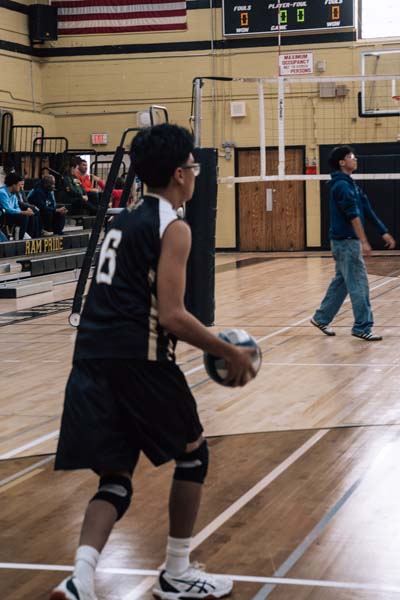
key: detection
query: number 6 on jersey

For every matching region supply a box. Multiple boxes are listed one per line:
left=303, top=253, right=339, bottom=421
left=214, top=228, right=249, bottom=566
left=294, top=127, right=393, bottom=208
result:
left=96, top=229, right=122, bottom=285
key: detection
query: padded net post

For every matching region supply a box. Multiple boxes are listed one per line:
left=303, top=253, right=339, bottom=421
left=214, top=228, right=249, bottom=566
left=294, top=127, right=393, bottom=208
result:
left=185, top=148, right=218, bottom=326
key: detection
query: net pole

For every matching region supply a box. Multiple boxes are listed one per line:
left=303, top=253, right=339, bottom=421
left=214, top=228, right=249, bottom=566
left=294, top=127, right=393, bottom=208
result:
left=193, top=78, right=203, bottom=147
left=278, top=76, right=285, bottom=178
left=257, top=79, right=266, bottom=178
left=360, top=52, right=366, bottom=115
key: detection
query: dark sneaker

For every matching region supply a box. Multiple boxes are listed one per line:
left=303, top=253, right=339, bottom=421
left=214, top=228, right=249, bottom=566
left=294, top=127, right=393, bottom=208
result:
left=310, top=318, right=335, bottom=336
left=49, top=576, right=97, bottom=600
left=352, top=331, right=382, bottom=341
left=153, top=564, right=233, bottom=599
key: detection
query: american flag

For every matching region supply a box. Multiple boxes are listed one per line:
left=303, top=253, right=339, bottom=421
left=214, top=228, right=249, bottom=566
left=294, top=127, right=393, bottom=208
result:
left=52, top=0, right=187, bottom=35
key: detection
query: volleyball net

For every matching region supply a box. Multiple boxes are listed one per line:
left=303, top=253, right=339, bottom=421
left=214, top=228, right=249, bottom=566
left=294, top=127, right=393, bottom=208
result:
left=192, top=62, right=400, bottom=184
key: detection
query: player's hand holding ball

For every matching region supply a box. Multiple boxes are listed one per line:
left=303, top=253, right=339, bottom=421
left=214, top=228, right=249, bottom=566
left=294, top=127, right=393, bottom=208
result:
left=204, top=329, right=262, bottom=387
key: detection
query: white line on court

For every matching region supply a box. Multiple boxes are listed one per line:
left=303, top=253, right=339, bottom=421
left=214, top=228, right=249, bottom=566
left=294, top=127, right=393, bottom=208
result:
left=0, top=430, right=59, bottom=460
left=0, top=455, right=53, bottom=487
left=264, top=362, right=400, bottom=368
left=1, top=562, right=400, bottom=594
left=122, top=430, right=327, bottom=600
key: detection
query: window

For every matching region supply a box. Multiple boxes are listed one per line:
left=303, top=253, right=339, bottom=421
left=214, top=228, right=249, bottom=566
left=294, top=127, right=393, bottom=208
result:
left=362, top=0, right=400, bottom=38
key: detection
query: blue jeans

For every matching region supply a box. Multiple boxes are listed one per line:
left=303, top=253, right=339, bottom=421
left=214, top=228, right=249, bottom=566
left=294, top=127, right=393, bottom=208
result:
left=313, top=239, right=373, bottom=335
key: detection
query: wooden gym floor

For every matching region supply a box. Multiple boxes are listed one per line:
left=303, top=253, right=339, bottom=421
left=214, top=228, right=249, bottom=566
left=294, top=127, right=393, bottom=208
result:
left=2, top=251, right=400, bottom=599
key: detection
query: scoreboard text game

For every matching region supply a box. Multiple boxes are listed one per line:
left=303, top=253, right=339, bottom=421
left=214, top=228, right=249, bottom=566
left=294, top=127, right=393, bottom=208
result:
left=223, top=0, right=355, bottom=37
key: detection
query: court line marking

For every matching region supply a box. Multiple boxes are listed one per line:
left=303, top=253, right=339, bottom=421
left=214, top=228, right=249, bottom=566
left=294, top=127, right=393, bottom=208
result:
left=122, top=430, right=327, bottom=600
left=0, top=468, right=45, bottom=494
left=0, top=456, right=53, bottom=487
left=252, top=478, right=362, bottom=599
left=252, top=430, right=400, bottom=599
left=0, top=431, right=59, bottom=460
left=263, top=362, right=400, bottom=368
left=0, top=562, right=400, bottom=594
left=1, top=275, right=398, bottom=460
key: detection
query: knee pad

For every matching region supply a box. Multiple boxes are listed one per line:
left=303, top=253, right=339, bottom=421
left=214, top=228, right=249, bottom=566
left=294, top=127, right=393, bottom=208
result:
left=90, top=475, right=133, bottom=521
left=174, top=440, right=209, bottom=484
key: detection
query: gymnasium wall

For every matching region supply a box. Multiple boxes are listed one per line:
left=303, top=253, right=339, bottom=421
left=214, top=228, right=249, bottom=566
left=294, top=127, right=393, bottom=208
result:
left=1, top=0, right=399, bottom=248
left=0, top=1, right=57, bottom=133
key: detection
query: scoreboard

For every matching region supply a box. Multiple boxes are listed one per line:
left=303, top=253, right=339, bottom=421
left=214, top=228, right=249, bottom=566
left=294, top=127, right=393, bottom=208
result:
left=223, top=1, right=355, bottom=37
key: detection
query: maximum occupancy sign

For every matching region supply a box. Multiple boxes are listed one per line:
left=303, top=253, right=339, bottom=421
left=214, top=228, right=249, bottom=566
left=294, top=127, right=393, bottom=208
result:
left=222, top=0, right=355, bottom=36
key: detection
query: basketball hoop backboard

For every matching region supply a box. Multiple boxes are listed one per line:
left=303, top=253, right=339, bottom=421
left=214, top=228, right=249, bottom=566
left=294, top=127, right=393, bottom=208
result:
left=360, top=49, right=400, bottom=117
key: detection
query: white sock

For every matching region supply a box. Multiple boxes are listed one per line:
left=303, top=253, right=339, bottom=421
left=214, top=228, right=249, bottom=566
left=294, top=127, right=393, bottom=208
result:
left=165, top=536, right=191, bottom=576
left=74, top=545, right=100, bottom=592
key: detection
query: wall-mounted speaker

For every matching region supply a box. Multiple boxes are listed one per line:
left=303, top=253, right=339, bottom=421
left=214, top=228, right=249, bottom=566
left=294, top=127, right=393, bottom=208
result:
left=29, top=5, right=58, bottom=43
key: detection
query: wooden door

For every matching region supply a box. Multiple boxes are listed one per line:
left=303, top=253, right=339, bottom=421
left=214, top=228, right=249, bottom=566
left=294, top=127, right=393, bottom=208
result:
left=238, top=148, right=305, bottom=251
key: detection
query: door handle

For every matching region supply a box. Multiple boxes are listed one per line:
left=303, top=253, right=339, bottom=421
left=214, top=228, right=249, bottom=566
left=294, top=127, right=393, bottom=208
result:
left=266, top=189, right=273, bottom=212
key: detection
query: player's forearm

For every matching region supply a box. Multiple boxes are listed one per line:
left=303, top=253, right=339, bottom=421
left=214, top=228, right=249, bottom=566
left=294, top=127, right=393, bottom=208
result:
left=160, top=309, right=237, bottom=360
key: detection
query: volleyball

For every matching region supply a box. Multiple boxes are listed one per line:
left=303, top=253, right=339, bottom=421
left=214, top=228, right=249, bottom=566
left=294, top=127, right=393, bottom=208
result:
left=204, top=328, right=262, bottom=386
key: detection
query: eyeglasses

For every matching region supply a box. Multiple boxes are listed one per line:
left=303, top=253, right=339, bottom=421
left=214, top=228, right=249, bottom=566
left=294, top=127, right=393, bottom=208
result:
left=181, top=163, right=201, bottom=177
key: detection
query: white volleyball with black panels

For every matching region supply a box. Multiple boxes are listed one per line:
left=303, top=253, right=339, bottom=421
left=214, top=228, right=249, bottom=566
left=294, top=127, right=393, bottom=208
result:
left=204, top=328, right=262, bottom=386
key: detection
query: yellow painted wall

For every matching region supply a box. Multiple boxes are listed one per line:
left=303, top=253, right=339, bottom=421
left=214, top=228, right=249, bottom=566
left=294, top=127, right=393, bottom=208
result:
left=1, top=2, right=400, bottom=248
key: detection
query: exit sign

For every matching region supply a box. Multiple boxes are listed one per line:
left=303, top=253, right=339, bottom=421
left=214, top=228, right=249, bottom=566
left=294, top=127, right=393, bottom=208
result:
left=91, top=133, right=108, bottom=145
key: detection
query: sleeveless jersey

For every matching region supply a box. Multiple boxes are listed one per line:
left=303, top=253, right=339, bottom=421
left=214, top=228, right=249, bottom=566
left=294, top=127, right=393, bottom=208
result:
left=74, top=194, right=179, bottom=362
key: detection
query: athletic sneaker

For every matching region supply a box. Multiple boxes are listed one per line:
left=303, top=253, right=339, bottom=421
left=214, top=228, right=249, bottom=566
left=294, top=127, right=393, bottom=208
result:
left=310, top=318, right=335, bottom=336
left=153, top=564, right=233, bottom=599
left=352, top=331, right=382, bottom=341
left=49, top=576, right=97, bottom=600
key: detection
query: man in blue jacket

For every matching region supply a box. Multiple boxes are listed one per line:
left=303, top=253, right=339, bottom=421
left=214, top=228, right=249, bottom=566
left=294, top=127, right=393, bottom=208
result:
left=0, top=172, right=35, bottom=239
left=28, top=174, right=68, bottom=235
left=311, top=145, right=395, bottom=341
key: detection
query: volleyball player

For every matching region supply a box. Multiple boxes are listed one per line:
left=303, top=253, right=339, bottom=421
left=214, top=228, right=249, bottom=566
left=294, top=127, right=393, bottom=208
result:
left=50, top=123, right=256, bottom=600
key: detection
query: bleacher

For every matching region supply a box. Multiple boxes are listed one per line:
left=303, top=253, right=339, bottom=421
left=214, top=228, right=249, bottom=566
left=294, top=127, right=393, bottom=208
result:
left=0, top=116, right=138, bottom=301
left=0, top=116, right=103, bottom=298
left=0, top=225, right=97, bottom=297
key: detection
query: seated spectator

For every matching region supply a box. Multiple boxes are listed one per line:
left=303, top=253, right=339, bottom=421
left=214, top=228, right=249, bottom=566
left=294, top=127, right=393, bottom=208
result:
left=75, top=158, right=101, bottom=208
left=28, top=175, right=68, bottom=235
left=61, top=161, right=98, bottom=215
left=40, top=167, right=50, bottom=177
left=0, top=173, right=36, bottom=240
left=96, top=175, right=128, bottom=208
left=16, top=179, right=42, bottom=238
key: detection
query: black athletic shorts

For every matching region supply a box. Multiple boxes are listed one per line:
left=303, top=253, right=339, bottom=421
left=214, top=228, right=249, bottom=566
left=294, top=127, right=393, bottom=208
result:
left=55, top=358, right=203, bottom=472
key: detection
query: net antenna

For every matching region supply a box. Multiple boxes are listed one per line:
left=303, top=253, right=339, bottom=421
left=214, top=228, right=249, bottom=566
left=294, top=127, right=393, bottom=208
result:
left=192, top=76, right=234, bottom=147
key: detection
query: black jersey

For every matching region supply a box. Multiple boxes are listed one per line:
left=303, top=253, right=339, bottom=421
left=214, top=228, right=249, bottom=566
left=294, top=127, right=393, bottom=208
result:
left=74, top=194, right=179, bottom=362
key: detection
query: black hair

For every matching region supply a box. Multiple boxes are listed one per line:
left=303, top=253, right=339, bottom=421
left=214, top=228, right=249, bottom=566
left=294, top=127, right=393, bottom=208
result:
left=77, top=157, right=87, bottom=165
left=328, top=145, right=356, bottom=170
left=5, top=172, right=24, bottom=186
left=42, top=174, right=55, bottom=186
left=130, top=123, right=194, bottom=188
left=67, top=156, right=80, bottom=169
left=114, top=176, right=124, bottom=189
